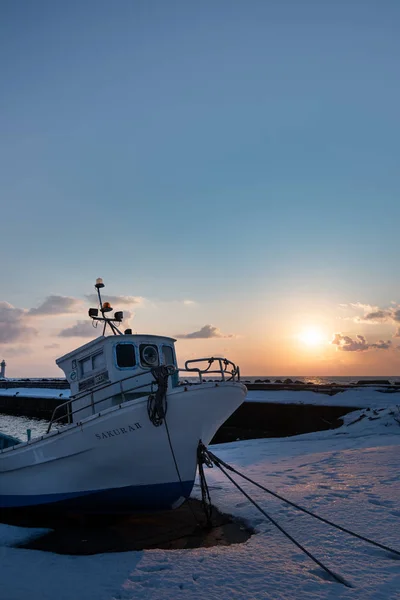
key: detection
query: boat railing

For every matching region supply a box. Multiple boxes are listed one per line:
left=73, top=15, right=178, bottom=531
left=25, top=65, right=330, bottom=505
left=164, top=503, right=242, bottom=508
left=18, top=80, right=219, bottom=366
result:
left=179, top=357, right=240, bottom=383
left=46, top=357, right=240, bottom=434
left=46, top=369, right=156, bottom=433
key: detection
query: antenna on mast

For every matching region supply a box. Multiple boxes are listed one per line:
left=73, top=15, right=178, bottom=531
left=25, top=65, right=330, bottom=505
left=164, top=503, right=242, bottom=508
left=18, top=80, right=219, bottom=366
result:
left=88, top=278, right=124, bottom=336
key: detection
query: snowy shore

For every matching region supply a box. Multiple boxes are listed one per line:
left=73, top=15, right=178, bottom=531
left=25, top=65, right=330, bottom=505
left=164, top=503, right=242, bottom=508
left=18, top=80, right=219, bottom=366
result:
left=1, top=383, right=399, bottom=407
left=1, top=401, right=399, bottom=600
left=246, top=386, right=400, bottom=408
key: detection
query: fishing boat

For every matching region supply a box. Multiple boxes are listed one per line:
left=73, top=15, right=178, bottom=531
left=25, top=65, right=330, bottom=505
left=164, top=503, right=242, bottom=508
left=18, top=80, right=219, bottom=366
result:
left=0, top=279, right=246, bottom=516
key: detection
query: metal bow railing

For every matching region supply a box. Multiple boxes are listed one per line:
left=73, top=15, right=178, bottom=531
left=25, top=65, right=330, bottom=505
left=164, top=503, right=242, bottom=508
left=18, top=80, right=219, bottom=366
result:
left=46, top=357, right=240, bottom=433
left=179, top=357, right=240, bottom=383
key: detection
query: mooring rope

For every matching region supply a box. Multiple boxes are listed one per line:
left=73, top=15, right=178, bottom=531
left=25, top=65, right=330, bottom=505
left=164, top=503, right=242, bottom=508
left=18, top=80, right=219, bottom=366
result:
left=197, top=442, right=214, bottom=527
left=204, top=446, right=400, bottom=559
left=148, top=367, right=203, bottom=527
left=164, top=417, right=203, bottom=528
left=197, top=443, right=350, bottom=587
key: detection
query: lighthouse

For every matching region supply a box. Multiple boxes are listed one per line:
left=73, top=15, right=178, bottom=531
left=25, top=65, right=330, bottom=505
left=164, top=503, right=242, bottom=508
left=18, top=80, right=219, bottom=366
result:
left=0, top=360, right=6, bottom=379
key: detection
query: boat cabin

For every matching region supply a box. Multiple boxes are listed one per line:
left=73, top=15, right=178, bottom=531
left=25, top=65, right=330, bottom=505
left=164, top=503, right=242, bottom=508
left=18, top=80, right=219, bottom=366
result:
left=56, top=334, right=178, bottom=422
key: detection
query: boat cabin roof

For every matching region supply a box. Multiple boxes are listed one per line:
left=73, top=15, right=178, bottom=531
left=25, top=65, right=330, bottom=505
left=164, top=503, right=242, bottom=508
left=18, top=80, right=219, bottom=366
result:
left=56, top=334, right=178, bottom=392
left=56, top=334, right=177, bottom=365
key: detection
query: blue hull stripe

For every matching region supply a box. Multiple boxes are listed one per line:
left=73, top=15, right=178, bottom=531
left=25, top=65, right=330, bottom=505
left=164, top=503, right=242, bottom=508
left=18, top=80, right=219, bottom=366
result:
left=0, top=480, right=195, bottom=512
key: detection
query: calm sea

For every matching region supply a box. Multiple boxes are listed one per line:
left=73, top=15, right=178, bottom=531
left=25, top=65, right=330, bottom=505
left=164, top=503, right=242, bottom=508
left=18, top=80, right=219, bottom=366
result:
left=0, top=414, right=49, bottom=441
left=241, top=375, right=400, bottom=384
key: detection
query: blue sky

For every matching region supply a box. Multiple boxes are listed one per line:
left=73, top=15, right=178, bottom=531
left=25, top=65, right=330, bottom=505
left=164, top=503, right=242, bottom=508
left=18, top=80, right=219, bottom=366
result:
left=1, top=0, right=400, bottom=376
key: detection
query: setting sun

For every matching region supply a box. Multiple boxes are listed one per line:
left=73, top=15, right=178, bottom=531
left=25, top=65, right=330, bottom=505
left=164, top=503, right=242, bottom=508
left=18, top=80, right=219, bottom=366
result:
left=298, top=328, right=325, bottom=347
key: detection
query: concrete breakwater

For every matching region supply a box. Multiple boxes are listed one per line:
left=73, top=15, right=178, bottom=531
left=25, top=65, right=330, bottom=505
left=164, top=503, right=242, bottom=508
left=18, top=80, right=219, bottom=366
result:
left=0, top=378, right=70, bottom=420
left=2, top=377, right=393, bottom=440
left=211, top=401, right=357, bottom=443
left=0, top=389, right=359, bottom=441
left=0, top=379, right=69, bottom=390
left=0, top=393, right=69, bottom=420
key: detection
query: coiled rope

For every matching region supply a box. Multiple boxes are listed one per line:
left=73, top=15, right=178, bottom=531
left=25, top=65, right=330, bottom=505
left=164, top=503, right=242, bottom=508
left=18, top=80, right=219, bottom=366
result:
left=147, top=365, right=172, bottom=426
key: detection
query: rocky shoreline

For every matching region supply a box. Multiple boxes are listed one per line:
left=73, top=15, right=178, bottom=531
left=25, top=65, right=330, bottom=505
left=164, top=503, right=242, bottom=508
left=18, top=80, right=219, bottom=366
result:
left=243, top=379, right=400, bottom=394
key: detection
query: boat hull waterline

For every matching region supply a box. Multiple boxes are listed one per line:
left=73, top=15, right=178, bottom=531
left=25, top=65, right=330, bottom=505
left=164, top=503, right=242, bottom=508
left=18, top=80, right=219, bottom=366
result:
left=0, top=382, right=246, bottom=514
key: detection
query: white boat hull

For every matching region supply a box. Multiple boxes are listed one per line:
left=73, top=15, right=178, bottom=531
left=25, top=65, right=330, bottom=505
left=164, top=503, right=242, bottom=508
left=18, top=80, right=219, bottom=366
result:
left=0, top=382, right=246, bottom=514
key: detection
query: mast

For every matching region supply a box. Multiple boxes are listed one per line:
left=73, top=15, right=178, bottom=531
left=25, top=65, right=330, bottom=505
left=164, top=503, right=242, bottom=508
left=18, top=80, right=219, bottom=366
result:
left=88, top=278, right=125, bottom=336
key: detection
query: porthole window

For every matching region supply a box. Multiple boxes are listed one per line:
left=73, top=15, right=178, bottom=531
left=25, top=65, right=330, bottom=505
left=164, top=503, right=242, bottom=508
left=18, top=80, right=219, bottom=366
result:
left=116, top=344, right=136, bottom=368
left=140, top=344, right=159, bottom=367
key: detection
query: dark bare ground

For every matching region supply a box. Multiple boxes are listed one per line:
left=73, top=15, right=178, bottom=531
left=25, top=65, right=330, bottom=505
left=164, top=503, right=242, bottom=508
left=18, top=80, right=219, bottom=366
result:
left=13, top=499, right=253, bottom=555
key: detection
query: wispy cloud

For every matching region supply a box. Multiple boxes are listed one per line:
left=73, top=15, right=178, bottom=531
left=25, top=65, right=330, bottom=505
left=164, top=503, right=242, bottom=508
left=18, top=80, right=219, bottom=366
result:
left=331, top=333, right=392, bottom=352
left=176, top=324, right=234, bottom=339
left=58, top=320, right=97, bottom=338
left=356, top=309, right=389, bottom=323
left=0, top=302, right=37, bottom=344
left=343, top=302, right=400, bottom=332
left=370, top=340, right=393, bottom=349
left=86, top=294, right=144, bottom=307
left=1, top=345, right=33, bottom=357
left=29, top=295, right=83, bottom=316
left=348, top=302, right=376, bottom=312
left=392, top=308, right=400, bottom=323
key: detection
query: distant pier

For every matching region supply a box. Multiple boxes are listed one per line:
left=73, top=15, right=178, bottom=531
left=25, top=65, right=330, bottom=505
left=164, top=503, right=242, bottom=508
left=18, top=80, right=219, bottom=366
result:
left=0, top=377, right=398, bottom=439
left=0, top=378, right=70, bottom=420
left=0, top=378, right=69, bottom=390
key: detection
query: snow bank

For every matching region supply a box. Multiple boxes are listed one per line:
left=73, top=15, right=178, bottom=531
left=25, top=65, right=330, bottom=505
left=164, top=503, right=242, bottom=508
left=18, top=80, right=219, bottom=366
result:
left=0, top=388, right=70, bottom=399
left=0, top=401, right=399, bottom=599
left=1, top=384, right=397, bottom=409
left=246, top=386, right=400, bottom=408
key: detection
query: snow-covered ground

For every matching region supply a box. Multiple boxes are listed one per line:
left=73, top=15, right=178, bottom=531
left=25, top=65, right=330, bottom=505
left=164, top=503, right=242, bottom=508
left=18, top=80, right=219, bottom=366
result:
left=1, top=384, right=399, bottom=408
left=0, top=388, right=69, bottom=399
left=246, top=387, right=400, bottom=408
left=1, top=403, right=399, bottom=599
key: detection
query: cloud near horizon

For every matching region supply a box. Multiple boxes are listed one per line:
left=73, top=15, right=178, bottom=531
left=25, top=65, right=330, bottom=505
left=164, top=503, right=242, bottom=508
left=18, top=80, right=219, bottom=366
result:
left=176, top=324, right=234, bottom=339
left=1, top=345, right=34, bottom=357
left=29, top=295, right=83, bottom=316
left=331, top=333, right=392, bottom=352
left=0, top=302, right=37, bottom=344
left=346, top=302, right=400, bottom=327
left=58, top=320, right=97, bottom=338
left=357, top=310, right=388, bottom=323
left=86, top=294, right=144, bottom=307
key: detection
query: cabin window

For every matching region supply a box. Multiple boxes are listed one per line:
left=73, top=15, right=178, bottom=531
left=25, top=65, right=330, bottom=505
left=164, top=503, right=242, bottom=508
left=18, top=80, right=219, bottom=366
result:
left=79, top=351, right=105, bottom=377
left=140, top=344, right=159, bottom=367
left=80, top=357, right=92, bottom=376
left=116, top=343, right=136, bottom=368
left=162, top=345, right=175, bottom=366
left=92, top=352, right=105, bottom=370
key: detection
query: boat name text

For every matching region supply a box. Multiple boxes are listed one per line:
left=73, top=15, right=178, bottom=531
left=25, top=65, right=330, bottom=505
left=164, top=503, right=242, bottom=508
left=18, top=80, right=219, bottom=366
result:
left=95, top=423, right=142, bottom=440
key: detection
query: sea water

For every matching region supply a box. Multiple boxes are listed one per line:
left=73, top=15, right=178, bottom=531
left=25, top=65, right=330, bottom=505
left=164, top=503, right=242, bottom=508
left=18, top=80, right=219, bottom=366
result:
left=0, top=414, right=50, bottom=441
left=240, top=375, right=400, bottom=384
